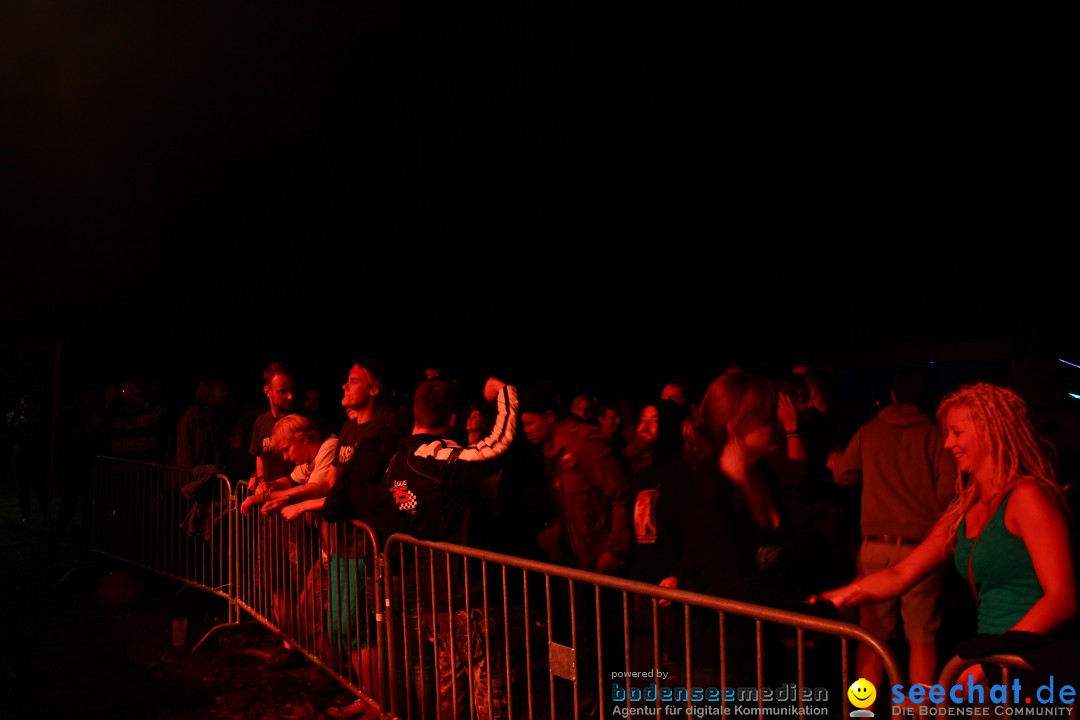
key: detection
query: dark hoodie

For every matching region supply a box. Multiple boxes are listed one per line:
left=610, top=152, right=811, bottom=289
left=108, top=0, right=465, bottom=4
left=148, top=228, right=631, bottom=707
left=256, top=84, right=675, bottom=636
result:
left=833, top=403, right=957, bottom=540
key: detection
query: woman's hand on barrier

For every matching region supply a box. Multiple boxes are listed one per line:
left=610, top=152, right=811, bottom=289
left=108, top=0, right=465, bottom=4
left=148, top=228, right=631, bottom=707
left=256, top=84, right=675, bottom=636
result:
left=657, top=576, right=678, bottom=607
left=808, top=583, right=858, bottom=609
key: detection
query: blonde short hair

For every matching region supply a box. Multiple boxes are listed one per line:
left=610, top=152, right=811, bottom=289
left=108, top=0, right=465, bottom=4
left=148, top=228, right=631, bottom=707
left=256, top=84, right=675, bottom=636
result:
left=270, top=414, right=319, bottom=452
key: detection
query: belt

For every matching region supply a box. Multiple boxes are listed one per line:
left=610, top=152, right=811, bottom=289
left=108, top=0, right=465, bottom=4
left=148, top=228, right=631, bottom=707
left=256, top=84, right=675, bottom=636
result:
left=863, top=534, right=920, bottom=546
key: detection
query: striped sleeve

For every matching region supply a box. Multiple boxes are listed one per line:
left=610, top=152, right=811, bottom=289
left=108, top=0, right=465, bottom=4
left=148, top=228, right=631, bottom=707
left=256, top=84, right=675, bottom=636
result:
left=416, top=384, right=518, bottom=463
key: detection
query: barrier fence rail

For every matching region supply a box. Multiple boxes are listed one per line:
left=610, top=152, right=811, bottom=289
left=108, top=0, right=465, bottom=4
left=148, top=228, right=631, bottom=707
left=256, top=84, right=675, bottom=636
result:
left=234, top=481, right=388, bottom=714
left=938, top=654, right=1077, bottom=716
left=382, top=533, right=905, bottom=720
left=89, top=457, right=908, bottom=719
left=89, top=456, right=238, bottom=645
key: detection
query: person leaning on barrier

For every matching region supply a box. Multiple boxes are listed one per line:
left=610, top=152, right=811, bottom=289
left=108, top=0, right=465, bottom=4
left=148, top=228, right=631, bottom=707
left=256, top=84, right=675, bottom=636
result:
left=278, top=358, right=405, bottom=720
left=239, top=414, right=338, bottom=516
left=813, top=381, right=1077, bottom=690
left=241, top=413, right=341, bottom=667
left=243, top=362, right=305, bottom=671
left=247, top=362, right=296, bottom=496
left=243, top=369, right=311, bottom=673
left=378, top=375, right=518, bottom=720
left=284, top=358, right=403, bottom=530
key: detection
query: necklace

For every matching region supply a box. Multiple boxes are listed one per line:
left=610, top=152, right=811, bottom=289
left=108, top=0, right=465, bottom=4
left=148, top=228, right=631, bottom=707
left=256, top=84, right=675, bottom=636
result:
left=978, top=484, right=1012, bottom=506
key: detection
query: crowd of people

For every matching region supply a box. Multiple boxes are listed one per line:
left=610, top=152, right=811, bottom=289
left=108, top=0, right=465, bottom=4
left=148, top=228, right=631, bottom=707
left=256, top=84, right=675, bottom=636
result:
left=5, top=354, right=1080, bottom=716
left=232, top=357, right=1079, bottom=716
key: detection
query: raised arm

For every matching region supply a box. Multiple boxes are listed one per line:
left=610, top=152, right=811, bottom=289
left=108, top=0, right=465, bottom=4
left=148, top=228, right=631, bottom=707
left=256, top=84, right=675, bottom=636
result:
left=422, top=379, right=518, bottom=465
left=777, top=392, right=806, bottom=462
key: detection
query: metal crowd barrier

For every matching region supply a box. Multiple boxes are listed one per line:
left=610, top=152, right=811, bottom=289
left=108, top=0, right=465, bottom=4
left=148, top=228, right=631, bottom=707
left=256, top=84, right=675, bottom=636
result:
left=88, top=457, right=238, bottom=645
left=89, top=457, right=906, bottom=720
left=382, top=534, right=904, bottom=719
left=938, top=653, right=1077, bottom=716
left=233, top=482, right=388, bottom=715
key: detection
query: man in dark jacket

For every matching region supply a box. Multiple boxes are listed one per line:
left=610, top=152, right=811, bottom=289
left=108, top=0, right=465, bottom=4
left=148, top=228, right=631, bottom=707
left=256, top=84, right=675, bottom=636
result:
left=375, top=375, right=517, bottom=720
left=520, top=382, right=631, bottom=575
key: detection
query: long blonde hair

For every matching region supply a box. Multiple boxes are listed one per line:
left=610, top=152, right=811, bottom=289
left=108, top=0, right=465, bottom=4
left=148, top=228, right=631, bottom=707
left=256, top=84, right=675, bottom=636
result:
left=936, top=381, right=1066, bottom=543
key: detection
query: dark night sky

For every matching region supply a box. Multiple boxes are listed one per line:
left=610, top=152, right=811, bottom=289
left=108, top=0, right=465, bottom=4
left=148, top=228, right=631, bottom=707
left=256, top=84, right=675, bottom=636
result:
left=2, top=4, right=1076, bottom=401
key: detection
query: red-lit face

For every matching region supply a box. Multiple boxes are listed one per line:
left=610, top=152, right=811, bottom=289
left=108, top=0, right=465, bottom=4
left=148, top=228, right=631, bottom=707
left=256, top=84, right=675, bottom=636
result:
left=945, top=406, right=990, bottom=479
left=210, top=383, right=228, bottom=407
left=636, top=405, right=659, bottom=443
left=598, top=408, right=621, bottom=439
left=661, top=383, right=686, bottom=406
left=736, top=419, right=778, bottom=460
left=466, top=410, right=485, bottom=433
left=570, top=396, right=594, bottom=423
left=281, top=438, right=315, bottom=465
left=522, top=411, right=555, bottom=445
left=342, top=365, right=378, bottom=411
left=264, top=374, right=295, bottom=416
left=746, top=423, right=777, bottom=456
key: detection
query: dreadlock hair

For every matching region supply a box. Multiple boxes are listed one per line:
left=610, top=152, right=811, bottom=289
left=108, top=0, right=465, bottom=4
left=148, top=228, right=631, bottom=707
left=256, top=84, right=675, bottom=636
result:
left=682, top=368, right=777, bottom=469
left=936, top=381, right=1068, bottom=547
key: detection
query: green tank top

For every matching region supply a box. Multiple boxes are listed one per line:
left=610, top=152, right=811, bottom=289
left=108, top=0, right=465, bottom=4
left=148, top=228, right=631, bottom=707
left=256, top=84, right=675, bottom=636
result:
left=953, top=489, right=1043, bottom=634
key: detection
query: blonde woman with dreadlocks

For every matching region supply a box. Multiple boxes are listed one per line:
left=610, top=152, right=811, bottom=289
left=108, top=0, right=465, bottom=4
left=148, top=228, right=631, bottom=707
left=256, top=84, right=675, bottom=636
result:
left=814, top=382, right=1076, bottom=684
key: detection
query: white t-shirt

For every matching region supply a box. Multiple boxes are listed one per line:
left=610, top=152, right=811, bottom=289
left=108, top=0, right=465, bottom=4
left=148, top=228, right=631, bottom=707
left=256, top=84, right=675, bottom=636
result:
left=289, top=436, right=339, bottom=487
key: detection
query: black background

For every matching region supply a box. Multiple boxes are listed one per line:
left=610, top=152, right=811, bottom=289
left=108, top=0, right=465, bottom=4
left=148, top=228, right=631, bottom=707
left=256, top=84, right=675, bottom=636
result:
left=2, top=4, right=1076, bottom=405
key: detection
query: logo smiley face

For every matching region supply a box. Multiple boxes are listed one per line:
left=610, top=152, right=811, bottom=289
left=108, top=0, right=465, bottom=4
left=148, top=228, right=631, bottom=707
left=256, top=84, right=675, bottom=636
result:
left=847, top=678, right=876, bottom=709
